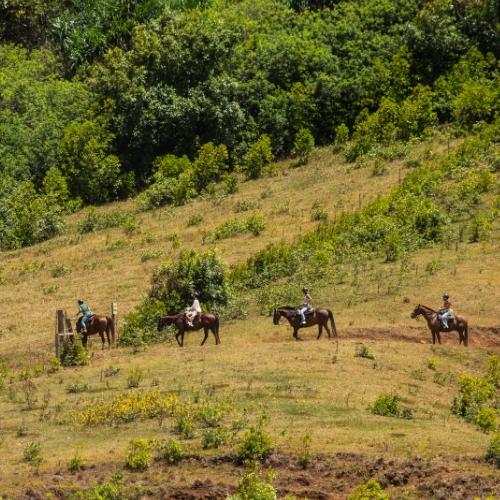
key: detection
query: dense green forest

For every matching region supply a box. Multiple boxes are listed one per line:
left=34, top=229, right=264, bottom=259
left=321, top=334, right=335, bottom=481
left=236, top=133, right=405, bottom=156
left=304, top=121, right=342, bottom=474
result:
left=0, top=0, right=498, bottom=250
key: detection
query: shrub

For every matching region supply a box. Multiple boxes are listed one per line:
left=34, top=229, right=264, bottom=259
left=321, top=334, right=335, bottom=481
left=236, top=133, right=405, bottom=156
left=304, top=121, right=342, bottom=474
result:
left=228, top=470, right=277, bottom=500
left=333, top=123, right=349, bottom=149
left=370, top=394, right=400, bottom=417
left=60, top=341, right=89, bottom=367
left=213, top=219, right=248, bottom=240
left=234, top=200, right=260, bottom=213
left=126, top=439, right=152, bottom=471
left=238, top=418, right=273, bottom=463
left=127, top=368, right=144, bottom=388
left=348, top=479, right=389, bottom=500
left=174, top=408, right=195, bottom=439
left=292, top=128, right=315, bottom=165
left=141, top=249, right=164, bottom=262
left=223, top=173, right=239, bottom=194
left=23, top=442, right=43, bottom=466
left=485, top=355, right=500, bottom=387
left=187, top=214, right=204, bottom=227
left=51, top=264, right=71, bottom=278
left=158, top=439, right=183, bottom=465
left=68, top=454, right=86, bottom=472
left=66, top=382, right=89, bottom=393
left=475, top=407, right=498, bottom=433
left=311, top=207, right=328, bottom=222
left=192, top=142, right=229, bottom=192
left=246, top=214, right=266, bottom=236
left=451, top=374, right=495, bottom=421
left=47, top=357, right=61, bottom=374
left=202, top=427, right=229, bottom=449
left=427, top=358, right=438, bottom=370
left=297, top=433, right=312, bottom=468
left=241, top=134, right=274, bottom=180
left=355, top=344, right=375, bottom=360
left=486, top=433, right=500, bottom=468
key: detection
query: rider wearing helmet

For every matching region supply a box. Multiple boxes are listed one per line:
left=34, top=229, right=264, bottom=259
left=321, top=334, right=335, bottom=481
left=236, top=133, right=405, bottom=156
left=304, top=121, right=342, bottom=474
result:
left=298, top=288, right=313, bottom=325
left=186, top=293, right=202, bottom=327
left=439, top=293, right=453, bottom=329
left=76, top=299, right=94, bottom=333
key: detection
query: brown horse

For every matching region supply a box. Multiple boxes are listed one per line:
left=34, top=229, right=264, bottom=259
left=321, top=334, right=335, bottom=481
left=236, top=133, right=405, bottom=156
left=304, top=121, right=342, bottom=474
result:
left=273, top=307, right=337, bottom=340
left=411, top=304, right=468, bottom=346
left=157, top=312, right=220, bottom=347
left=76, top=315, right=115, bottom=349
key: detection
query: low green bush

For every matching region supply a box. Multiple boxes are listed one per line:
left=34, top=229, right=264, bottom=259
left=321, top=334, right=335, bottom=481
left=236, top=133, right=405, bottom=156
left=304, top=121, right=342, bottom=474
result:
left=486, top=433, right=500, bottom=468
left=66, top=382, right=89, bottom=393
left=238, top=417, right=273, bottom=463
left=451, top=374, right=495, bottom=422
left=23, top=442, right=43, bottom=466
left=68, top=454, right=86, bottom=472
left=228, top=470, right=277, bottom=500
left=485, top=355, right=500, bottom=388
left=202, top=427, right=229, bottom=449
left=126, top=439, right=152, bottom=471
left=370, top=394, right=400, bottom=417
left=158, top=439, right=183, bottom=465
left=60, top=341, right=89, bottom=367
left=355, top=344, right=375, bottom=360
left=127, top=368, right=144, bottom=388
left=475, top=407, right=498, bottom=433
left=348, top=479, right=389, bottom=500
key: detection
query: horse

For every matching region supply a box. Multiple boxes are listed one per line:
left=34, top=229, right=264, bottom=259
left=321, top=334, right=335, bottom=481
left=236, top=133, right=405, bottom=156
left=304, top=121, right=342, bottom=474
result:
left=157, top=312, right=220, bottom=347
left=410, top=304, right=468, bottom=346
left=76, top=315, right=116, bottom=349
left=273, top=306, right=337, bottom=341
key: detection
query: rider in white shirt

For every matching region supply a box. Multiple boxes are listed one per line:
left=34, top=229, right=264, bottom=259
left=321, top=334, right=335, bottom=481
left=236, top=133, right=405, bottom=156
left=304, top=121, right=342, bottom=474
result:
left=186, top=293, right=202, bottom=327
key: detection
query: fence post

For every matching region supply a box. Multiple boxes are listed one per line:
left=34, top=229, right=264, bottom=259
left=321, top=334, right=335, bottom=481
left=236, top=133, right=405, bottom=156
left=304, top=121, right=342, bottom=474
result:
left=55, top=309, right=65, bottom=359
left=111, top=302, right=118, bottom=339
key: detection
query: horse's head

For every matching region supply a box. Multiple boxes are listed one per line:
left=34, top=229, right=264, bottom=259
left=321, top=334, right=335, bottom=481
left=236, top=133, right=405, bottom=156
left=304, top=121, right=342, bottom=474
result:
left=410, top=305, right=422, bottom=319
left=272, top=308, right=280, bottom=325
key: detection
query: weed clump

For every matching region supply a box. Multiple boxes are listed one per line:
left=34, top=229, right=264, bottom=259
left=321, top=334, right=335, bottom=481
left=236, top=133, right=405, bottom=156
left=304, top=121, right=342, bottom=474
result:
left=475, top=407, right=498, bottom=433
left=485, top=355, right=500, bottom=387
left=297, top=433, right=312, bottom=469
left=355, top=344, right=375, bottom=360
left=66, top=382, right=89, bottom=393
left=348, top=479, right=389, bottom=500
left=23, top=442, right=43, bottom=466
left=486, top=433, right=500, bottom=468
left=60, top=341, right=89, bottom=367
left=126, top=439, right=152, bottom=471
left=158, top=439, right=183, bottom=465
left=228, top=470, right=277, bottom=500
left=451, top=374, right=495, bottom=422
left=370, top=393, right=412, bottom=419
left=127, top=367, right=144, bottom=388
left=202, top=427, right=229, bottom=449
left=68, top=454, right=86, bottom=472
left=238, top=416, right=273, bottom=463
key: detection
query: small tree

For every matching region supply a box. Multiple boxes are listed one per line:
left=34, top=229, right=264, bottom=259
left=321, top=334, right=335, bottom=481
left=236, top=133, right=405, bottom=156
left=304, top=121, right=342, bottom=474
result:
left=292, top=128, right=315, bottom=165
left=241, top=135, right=274, bottom=180
left=192, top=142, right=229, bottom=192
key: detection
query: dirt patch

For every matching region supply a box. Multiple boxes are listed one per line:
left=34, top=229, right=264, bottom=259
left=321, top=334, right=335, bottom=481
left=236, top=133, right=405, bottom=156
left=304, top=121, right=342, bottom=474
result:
left=23, top=452, right=499, bottom=499
left=340, top=325, right=500, bottom=349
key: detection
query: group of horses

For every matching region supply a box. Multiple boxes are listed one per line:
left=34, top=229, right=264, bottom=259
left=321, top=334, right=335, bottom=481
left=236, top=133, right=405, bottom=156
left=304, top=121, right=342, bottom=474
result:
left=77, top=301, right=469, bottom=349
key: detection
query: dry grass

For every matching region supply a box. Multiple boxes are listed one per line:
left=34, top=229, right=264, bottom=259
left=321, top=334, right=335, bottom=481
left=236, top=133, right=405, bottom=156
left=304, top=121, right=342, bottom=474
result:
left=0, top=138, right=499, bottom=495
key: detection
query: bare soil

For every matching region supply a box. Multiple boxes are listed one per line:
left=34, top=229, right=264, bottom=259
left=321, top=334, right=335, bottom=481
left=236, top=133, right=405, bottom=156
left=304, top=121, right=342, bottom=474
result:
left=22, top=452, right=499, bottom=499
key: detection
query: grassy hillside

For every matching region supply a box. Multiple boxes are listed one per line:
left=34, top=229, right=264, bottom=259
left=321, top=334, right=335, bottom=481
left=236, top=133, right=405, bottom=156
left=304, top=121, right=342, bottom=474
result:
left=0, top=133, right=499, bottom=497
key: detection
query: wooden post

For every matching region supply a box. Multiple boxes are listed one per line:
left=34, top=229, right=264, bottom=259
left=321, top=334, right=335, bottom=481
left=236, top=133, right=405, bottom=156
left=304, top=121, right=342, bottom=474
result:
left=55, top=309, right=65, bottom=359
left=111, top=302, right=118, bottom=339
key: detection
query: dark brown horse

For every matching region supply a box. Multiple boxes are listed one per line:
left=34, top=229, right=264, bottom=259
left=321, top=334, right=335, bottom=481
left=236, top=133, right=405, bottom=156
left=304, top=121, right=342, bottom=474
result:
left=273, top=307, right=337, bottom=340
left=411, top=304, right=468, bottom=346
left=76, top=315, right=115, bottom=349
left=157, top=312, right=220, bottom=347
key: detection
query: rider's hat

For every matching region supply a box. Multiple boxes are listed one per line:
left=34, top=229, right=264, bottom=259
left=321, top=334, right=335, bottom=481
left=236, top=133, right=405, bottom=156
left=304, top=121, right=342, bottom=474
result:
left=192, top=292, right=199, bottom=298
left=77, top=299, right=84, bottom=304
left=302, top=287, right=309, bottom=293
left=442, top=292, right=449, bottom=299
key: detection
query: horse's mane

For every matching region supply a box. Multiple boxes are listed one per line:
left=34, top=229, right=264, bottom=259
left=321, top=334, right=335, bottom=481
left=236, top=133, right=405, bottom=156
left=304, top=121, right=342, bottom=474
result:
left=420, top=304, right=437, bottom=313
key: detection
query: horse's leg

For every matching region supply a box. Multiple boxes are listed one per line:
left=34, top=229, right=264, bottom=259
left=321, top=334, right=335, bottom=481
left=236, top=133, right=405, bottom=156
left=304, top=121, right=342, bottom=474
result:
left=317, top=323, right=322, bottom=340
left=82, top=334, right=88, bottom=349
left=201, top=327, right=209, bottom=346
left=105, top=325, right=111, bottom=348
left=99, top=331, right=105, bottom=350
left=432, top=330, right=436, bottom=344
left=175, top=330, right=182, bottom=347
left=293, top=327, right=299, bottom=340
left=323, top=318, right=331, bottom=339
left=436, top=331, right=442, bottom=344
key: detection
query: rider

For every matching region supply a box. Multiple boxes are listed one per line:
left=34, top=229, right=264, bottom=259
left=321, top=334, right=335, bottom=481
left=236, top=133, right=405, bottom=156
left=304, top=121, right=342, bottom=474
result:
left=185, top=293, right=202, bottom=327
left=76, top=299, right=94, bottom=333
left=439, top=293, right=453, bottom=329
left=298, top=288, right=313, bottom=325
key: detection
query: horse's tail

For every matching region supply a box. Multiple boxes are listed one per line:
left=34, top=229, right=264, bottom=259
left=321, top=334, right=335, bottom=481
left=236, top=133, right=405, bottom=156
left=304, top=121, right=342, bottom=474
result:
left=328, top=309, right=338, bottom=337
left=464, top=320, right=468, bottom=347
left=107, top=316, right=116, bottom=344
left=214, top=315, right=220, bottom=335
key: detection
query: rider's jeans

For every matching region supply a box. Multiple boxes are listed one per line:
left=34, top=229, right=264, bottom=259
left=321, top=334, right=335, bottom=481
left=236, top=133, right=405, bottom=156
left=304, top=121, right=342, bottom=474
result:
left=440, top=310, right=452, bottom=327
left=299, top=306, right=309, bottom=322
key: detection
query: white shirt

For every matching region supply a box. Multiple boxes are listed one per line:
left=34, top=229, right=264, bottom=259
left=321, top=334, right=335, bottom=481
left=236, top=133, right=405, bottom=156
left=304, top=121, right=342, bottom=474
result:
left=191, top=299, right=201, bottom=313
